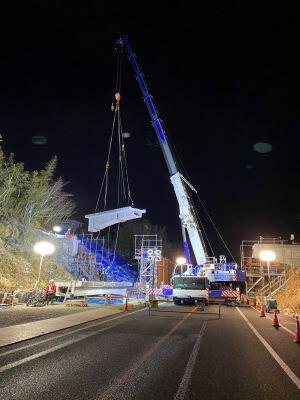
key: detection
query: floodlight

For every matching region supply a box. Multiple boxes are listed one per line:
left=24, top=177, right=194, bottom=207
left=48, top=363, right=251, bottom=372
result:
left=259, top=250, right=276, bottom=262
left=34, top=241, right=55, bottom=256
left=176, top=257, right=186, bottom=266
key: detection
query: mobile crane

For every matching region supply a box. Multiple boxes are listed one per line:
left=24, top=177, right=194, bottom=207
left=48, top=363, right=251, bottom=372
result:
left=116, top=36, right=245, bottom=303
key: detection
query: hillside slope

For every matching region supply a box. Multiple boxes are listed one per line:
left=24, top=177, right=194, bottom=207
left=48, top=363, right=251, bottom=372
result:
left=0, top=239, right=73, bottom=291
left=275, top=269, right=300, bottom=316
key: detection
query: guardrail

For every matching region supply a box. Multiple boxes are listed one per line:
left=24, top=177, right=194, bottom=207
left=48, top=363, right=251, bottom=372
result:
left=245, top=265, right=288, bottom=276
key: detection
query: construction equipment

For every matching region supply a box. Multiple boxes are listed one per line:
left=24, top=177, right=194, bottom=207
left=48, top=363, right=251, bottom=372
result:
left=116, top=35, right=245, bottom=303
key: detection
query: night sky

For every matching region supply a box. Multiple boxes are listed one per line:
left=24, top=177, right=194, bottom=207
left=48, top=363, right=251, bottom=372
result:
left=0, top=2, right=299, bottom=260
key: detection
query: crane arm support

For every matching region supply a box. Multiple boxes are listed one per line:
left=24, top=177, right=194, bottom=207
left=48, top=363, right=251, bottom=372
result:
left=170, top=172, right=207, bottom=264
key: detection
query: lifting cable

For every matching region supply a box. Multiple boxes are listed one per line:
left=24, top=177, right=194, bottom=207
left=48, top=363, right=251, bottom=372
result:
left=167, top=131, right=237, bottom=263
left=94, top=45, right=134, bottom=265
left=94, top=108, right=117, bottom=212
left=114, top=44, right=133, bottom=206
left=195, top=193, right=237, bottom=263
left=117, top=105, right=134, bottom=206
left=189, top=193, right=215, bottom=258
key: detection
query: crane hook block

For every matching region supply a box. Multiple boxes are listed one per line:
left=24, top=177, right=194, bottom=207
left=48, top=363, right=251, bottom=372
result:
left=115, top=92, right=121, bottom=101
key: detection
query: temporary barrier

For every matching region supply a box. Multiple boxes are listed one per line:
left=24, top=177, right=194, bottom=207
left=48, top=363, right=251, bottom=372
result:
left=147, top=302, right=222, bottom=319
left=146, top=289, right=163, bottom=295
left=221, top=290, right=239, bottom=298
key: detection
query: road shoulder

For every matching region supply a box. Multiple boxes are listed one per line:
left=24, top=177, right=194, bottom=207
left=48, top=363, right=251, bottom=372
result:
left=0, top=304, right=125, bottom=347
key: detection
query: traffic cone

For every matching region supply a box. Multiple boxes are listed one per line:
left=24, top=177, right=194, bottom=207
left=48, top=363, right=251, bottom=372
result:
left=124, top=297, right=129, bottom=311
left=260, top=303, right=266, bottom=317
left=294, top=316, right=300, bottom=343
left=272, top=310, right=280, bottom=328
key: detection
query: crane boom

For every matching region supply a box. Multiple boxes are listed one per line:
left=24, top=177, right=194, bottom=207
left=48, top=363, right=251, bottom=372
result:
left=117, top=35, right=207, bottom=265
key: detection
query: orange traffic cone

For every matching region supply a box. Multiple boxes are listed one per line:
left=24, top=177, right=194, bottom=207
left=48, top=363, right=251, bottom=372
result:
left=260, top=303, right=266, bottom=317
left=124, top=297, right=129, bottom=311
left=294, top=316, right=300, bottom=343
left=272, top=310, right=280, bottom=328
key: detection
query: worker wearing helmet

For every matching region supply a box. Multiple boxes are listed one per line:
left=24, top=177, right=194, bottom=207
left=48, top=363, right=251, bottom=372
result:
left=45, top=279, right=57, bottom=305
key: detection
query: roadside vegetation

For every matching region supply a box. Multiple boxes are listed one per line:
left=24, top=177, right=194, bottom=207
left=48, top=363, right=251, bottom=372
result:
left=0, top=147, right=75, bottom=291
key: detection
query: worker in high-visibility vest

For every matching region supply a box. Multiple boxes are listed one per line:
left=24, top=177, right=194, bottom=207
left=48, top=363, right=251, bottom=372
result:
left=45, top=279, right=57, bottom=305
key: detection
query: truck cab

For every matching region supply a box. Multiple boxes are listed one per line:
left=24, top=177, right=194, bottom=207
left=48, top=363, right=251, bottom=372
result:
left=172, top=276, right=207, bottom=305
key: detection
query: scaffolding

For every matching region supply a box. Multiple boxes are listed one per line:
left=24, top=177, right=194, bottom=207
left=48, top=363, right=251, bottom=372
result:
left=134, top=235, right=162, bottom=291
left=240, top=237, right=300, bottom=295
left=61, top=233, right=104, bottom=281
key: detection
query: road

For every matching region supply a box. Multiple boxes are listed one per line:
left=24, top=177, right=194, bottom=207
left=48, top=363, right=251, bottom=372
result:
left=0, top=304, right=299, bottom=400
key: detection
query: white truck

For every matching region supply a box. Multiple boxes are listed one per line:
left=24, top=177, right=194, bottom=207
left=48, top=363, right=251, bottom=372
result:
left=172, top=276, right=207, bottom=305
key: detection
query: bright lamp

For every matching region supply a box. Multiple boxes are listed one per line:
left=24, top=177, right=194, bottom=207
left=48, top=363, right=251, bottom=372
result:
left=259, top=250, right=276, bottom=262
left=176, top=257, right=186, bottom=265
left=34, top=241, right=55, bottom=256
left=33, top=241, right=55, bottom=289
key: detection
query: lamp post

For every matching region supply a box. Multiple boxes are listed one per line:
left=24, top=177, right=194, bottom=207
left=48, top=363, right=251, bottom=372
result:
left=33, top=241, right=55, bottom=289
left=259, top=250, right=276, bottom=296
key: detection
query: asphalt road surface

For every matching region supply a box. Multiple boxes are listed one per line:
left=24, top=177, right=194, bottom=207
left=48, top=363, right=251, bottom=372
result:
left=0, top=304, right=299, bottom=400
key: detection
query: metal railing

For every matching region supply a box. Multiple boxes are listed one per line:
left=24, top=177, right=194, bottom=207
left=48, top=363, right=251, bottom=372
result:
left=247, top=266, right=298, bottom=296
left=245, top=264, right=289, bottom=277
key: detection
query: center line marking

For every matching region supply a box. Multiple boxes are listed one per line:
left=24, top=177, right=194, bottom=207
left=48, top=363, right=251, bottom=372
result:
left=174, top=319, right=207, bottom=400
left=236, top=307, right=300, bottom=390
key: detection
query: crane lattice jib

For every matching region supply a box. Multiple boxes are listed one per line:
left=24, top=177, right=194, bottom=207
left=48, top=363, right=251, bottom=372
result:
left=117, top=35, right=207, bottom=265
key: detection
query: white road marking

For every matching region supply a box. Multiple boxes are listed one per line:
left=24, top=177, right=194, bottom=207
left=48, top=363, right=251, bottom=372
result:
left=237, top=307, right=300, bottom=390
left=250, top=306, right=294, bottom=335
left=174, top=320, right=207, bottom=400
left=0, top=308, right=145, bottom=371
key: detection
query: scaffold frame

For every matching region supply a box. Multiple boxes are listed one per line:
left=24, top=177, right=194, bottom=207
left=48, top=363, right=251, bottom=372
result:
left=134, top=234, right=163, bottom=291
